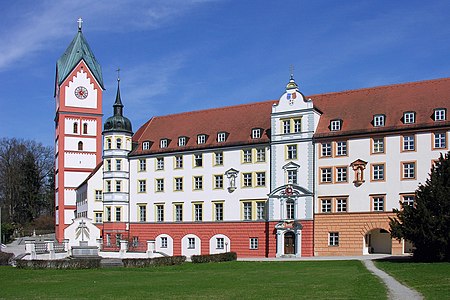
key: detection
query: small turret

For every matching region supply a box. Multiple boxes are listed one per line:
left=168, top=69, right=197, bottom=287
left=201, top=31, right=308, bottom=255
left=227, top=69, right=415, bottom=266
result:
left=103, top=77, right=133, bottom=134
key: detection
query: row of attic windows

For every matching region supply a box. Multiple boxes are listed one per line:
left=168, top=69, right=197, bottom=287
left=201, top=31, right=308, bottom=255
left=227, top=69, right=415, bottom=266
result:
left=142, top=128, right=264, bottom=150
left=330, top=108, right=447, bottom=131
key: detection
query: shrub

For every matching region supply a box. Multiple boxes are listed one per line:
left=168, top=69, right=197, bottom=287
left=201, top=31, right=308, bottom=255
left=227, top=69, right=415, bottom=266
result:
left=0, top=251, right=14, bottom=266
left=16, top=258, right=101, bottom=269
left=123, top=256, right=186, bottom=268
left=191, top=252, right=237, bottom=263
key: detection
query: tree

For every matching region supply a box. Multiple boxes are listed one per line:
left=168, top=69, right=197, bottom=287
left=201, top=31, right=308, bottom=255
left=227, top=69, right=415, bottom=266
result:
left=390, top=151, right=450, bottom=261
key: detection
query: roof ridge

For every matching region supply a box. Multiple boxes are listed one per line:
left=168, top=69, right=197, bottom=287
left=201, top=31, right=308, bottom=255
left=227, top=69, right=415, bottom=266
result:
left=154, top=99, right=277, bottom=120
left=308, top=77, right=450, bottom=98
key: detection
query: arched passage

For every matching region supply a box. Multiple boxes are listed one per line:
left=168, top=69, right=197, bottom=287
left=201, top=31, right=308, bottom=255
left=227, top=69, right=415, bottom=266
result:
left=364, top=228, right=391, bottom=254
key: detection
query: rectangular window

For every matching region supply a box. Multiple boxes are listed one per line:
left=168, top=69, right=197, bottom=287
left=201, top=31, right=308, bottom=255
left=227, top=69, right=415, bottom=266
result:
left=243, top=173, right=252, bottom=187
left=194, top=203, right=203, bottom=221
left=320, top=168, right=332, bottom=183
left=116, top=159, right=122, bottom=171
left=142, top=141, right=150, bottom=150
left=188, top=237, right=195, bottom=249
left=139, top=205, right=146, bottom=222
left=214, top=152, right=224, bottom=165
left=105, top=159, right=111, bottom=171
left=95, top=212, right=103, bottom=223
left=132, top=236, right=139, bottom=248
left=283, top=120, right=291, bottom=134
left=373, top=196, right=385, bottom=211
left=115, top=207, right=121, bottom=221
left=256, top=202, right=265, bottom=220
left=402, top=195, right=415, bottom=206
left=160, top=139, right=168, bottom=148
left=105, top=207, right=111, bottom=222
left=156, top=178, right=164, bottom=192
left=215, top=203, right=223, bottom=221
left=175, top=204, right=183, bottom=222
left=256, top=148, right=266, bottom=162
left=404, top=112, right=415, bottom=124
left=321, top=142, right=332, bottom=157
left=402, top=162, right=416, bottom=179
left=287, top=169, right=297, bottom=184
left=139, top=159, right=146, bottom=171
left=115, top=180, right=121, bottom=192
left=402, top=135, right=415, bottom=151
left=433, top=132, right=447, bottom=149
left=156, top=204, right=164, bottom=222
left=95, top=190, right=102, bottom=201
left=330, top=120, right=341, bottom=131
left=243, top=149, right=252, bottom=163
left=214, top=175, right=224, bottom=189
left=336, top=141, right=347, bottom=156
left=156, top=157, right=164, bottom=170
left=243, top=202, right=252, bottom=220
left=287, top=144, right=297, bottom=160
left=293, top=119, right=301, bottom=133
left=217, top=132, right=226, bottom=142
left=256, top=172, right=266, bottom=187
left=321, top=199, right=332, bottom=213
left=286, top=201, right=295, bottom=219
left=335, top=167, right=348, bottom=183
left=106, top=180, right=111, bottom=192
left=175, top=155, right=183, bottom=169
left=138, top=180, right=146, bottom=193
left=372, top=164, right=385, bottom=181
left=336, top=198, right=347, bottom=212
left=252, top=128, right=261, bottom=139
left=194, top=154, right=203, bottom=167
left=161, top=237, right=168, bottom=248
left=434, top=108, right=446, bottom=121
left=194, top=176, right=203, bottom=190
left=374, top=115, right=385, bottom=127
left=250, top=238, right=258, bottom=250
left=216, top=237, right=225, bottom=249
left=372, top=137, right=385, bottom=154
left=174, top=177, right=183, bottom=191
left=178, top=137, right=186, bottom=147
left=329, top=232, right=339, bottom=246
left=197, top=134, right=206, bottom=144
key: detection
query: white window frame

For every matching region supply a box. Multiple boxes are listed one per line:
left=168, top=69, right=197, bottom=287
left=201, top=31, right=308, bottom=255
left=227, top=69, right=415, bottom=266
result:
left=216, top=237, right=225, bottom=250
left=161, top=237, right=168, bottom=248
left=156, top=178, right=164, bottom=192
left=243, top=149, right=252, bottom=163
left=188, top=237, right=196, bottom=249
left=250, top=238, right=258, bottom=250
left=330, top=120, right=341, bottom=131
left=194, top=154, right=203, bottom=167
left=336, top=198, right=347, bottom=212
left=194, top=203, right=203, bottom=221
left=214, top=175, right=224, bottom=189
left=374, top=115, right=385, bottom=127
left=175, top=155, right=183, bottom=169
left=217, top=132, right=226, bottom=142
left=156, top=157, right=164, bottom=170
left=175, top=204, right=183, bottom=222
left=178, top=136, right=186, bottom=147
left=321, top=168, right=332, bottom=183
left=142, top=141, right=150, bottom=150
left=321, top=142, right=332, bottom=157
left=243, top=173, right=252, bottom=187
left=252, top=128, right=261, bottom=139
left=287, top=144, right=297, bottom=160
left=402, top=162, right=415, bottom=179
left=321, top=199, right=332, bottom=213
left=434, top=108, right=446, bottom=121
left=215, top=203, right=223, bottom=221
left=256, top=172, right=266, bottom=187
left=160, top=139, right=168, bottom=148
left=175, top=177, right=183, bottom=191
left=403, top=135, right=415, bottom=151
left=197, top=134, right=206, bottom=144
left=403, top=112, right=415, bottom=124
left=434, top=132, right=447, bottom=149
left=372, top=164, right=385, bottom=181
left=329, top=232, right=339, bottom=246
left=336, top=141, right=347, bottom=156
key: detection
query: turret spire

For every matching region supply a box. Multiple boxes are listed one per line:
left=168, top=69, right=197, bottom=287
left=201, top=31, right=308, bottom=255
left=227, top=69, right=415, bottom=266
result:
left=114, top=69, right=124, bottom=116
left=286, top=65, right=299, bottom=91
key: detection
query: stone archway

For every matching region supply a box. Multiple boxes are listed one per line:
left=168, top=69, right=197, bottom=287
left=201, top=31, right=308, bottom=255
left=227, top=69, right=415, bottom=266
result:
left=364, top=228, right=391, bottom=254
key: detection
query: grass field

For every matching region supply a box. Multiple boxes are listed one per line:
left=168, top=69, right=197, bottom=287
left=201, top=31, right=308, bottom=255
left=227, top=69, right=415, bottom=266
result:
left=375, top=260, right=450, bottom=300
left=0, top=261, right=387, bottom=299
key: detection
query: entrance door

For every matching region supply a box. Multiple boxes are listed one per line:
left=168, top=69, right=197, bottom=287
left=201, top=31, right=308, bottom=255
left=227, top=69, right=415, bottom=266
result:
left=284, top=232, right=295, bottom=254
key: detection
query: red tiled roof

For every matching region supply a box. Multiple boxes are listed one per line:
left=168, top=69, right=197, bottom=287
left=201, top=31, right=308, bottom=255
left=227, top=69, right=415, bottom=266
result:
left=313, top=77, right=450, bottom=138
left=130, top=100, right=277, bottom=156
left=131, top=77, right=450, bottom=155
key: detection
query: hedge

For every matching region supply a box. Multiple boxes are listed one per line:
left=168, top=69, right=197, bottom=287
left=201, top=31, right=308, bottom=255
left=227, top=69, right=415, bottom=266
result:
left=191, top=252, right=237, bottom=263
left=123, top=256, right=186, bottom=268
left=0, top=251, right=14, bottom=266
left=16, top=258, right=101, bottom=269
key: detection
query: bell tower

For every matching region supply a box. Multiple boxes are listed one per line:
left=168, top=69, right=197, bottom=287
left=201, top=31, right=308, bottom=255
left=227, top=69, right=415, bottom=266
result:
left=54, top=18, right=104, bottom=241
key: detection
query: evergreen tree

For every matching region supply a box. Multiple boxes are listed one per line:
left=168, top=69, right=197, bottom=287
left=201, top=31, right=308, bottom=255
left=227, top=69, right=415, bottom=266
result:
left=390, top=151, right=450, bottom=261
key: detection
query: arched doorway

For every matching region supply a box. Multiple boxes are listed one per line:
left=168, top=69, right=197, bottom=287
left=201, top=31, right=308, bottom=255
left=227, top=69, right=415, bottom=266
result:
left=364, top=228, right=391, bottom=254
left=284, top=232, right=295, bottom=254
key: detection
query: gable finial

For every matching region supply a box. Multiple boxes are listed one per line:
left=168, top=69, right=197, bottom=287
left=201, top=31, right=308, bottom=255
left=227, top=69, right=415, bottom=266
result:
left=289, top=64, right=295, bottom=80
left=77, top=17, right=83, bottom=32
left=116, top=67, right=121, bottom=83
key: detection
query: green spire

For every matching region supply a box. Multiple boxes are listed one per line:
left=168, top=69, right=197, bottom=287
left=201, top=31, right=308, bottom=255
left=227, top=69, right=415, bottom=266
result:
left=56, top=18, right=104, bottom=89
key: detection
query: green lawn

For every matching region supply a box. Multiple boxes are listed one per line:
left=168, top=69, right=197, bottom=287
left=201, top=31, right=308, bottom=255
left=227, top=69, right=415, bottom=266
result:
left=375, top=260, right=450, bottom=300
left=0, top=261, right=387, bottom=299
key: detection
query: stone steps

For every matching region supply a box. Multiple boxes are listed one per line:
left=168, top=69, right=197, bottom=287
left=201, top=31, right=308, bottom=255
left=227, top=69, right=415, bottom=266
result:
left=100, top=258, right=124, bottom=268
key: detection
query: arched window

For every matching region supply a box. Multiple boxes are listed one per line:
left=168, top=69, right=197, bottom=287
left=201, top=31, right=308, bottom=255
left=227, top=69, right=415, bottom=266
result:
left=116, top=138, right=122, bottom=149
left=73, top=122, right=78, bottom=134
left=78, top=141, right=83, bottom=151
left=83, top=123, right=88, bottom=134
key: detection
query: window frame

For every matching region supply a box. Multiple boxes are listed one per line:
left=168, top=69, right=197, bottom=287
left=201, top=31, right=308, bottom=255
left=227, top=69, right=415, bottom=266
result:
left=373, top=114, right=385, bottom=127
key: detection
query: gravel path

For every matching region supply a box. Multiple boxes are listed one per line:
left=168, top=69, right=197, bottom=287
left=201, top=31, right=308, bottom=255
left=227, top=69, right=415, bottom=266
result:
left=363, top=260, right=423, bottom=300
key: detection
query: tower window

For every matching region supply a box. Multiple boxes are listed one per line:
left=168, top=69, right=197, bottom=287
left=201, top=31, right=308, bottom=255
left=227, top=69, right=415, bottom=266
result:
left=73, top=122, right=78, bottom=134
left=78, top=141, right=83, bottom=151
left=83, top=123, right=88, bottom=134
left=116, top=138, right=122, bottom=149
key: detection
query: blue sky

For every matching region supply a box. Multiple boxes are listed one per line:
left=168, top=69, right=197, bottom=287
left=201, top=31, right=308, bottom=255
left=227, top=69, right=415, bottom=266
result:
left=1, top=0, right=450, bottom=147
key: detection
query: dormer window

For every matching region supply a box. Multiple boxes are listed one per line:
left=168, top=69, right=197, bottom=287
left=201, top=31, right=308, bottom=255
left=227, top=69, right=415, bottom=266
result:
left=142, top=141, right=150, bottom=150
left=160, top=139, right=168, bottom=148
left=403, top=112, right=415, bottom=124
left=373, top=114, right=385, bottom=127
left=434, top=108, right=446, bottom=121
left=217, top=132, right=226, bottom=142
left=252, top=128, right=262, bottom=139
left=178, top=136, right=186, bottom=147
left=197, top=134, right=206, bottom=144
left=330, top=119, right=342, bottom=131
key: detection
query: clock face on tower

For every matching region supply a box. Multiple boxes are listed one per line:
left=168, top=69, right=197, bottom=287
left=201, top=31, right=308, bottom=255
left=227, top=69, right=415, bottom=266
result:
left=74, top=86, right=88, bottom=99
